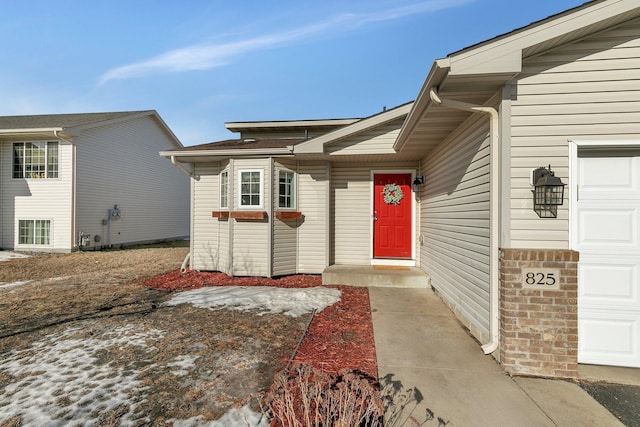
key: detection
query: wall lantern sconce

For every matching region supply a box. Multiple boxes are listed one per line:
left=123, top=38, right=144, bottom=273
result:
left=531, top=165, right=565, bottom=218
left=412, top=175, right=425, bottom=192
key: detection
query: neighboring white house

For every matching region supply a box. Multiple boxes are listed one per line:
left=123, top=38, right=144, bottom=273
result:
left=0, top=110, right=189, bottom=252
left=164, top=0, right=640, bottom=378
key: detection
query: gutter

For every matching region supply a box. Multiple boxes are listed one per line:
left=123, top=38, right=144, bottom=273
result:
left=169, top=156, right=198, bottom=180
left=53, top=130, right=73, bottom=144
left=0, top=127, right=64, bottom=135
left=429, top=88, right=500, bottom=355
left=160, top=147, right=293, bottom=158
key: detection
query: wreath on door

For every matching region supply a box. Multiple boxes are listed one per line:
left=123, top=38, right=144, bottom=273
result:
left=382, top=183, right=404, bottom=205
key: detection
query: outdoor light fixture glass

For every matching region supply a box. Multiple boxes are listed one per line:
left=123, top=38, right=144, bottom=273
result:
left=412, top=175, right=424, bottom=192
left=532, top=165, right=565, bottom=218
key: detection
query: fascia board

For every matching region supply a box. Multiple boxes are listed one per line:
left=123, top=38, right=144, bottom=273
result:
left=147, top=112, right=183, bottom=148
left=448, top=0, right=637, bottom=76
left=66, top=111, right=183, bottom=148
left=394, top=63, right=449, bottom=151
left=225, top=118, right=359, bottom=131
left=293, top=103, right=413, bottom=154
left=63, top=111, right=155, bottom=136
left=0, top=127, right=74, bottom=143
left=0, top=127, right=64, bottom=134
left=159, top=147, right=292, bottom=158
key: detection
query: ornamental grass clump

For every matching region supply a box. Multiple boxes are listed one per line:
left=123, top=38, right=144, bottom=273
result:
left=262, top=364, right=385, bottom=427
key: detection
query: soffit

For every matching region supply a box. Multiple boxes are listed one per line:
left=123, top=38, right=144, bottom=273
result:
left=396, top=72, right=506, bottom=159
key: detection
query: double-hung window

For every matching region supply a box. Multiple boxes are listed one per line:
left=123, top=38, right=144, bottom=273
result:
left=239, top=170, right=263, bottom=208
left=220, top=170, right=229, bottom=209
left=19, top=219, right=51, bottom=245
left=278, top=170, right=295, bottom=209
left=13, top=141, right=59, bottom=179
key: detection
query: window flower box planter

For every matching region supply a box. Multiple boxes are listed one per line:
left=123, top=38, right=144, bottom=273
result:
left=275, top=211, right=303, bottom=220
left=230, top=211, right=267, bottom=220
left=212, top=211, right=230, bottom=219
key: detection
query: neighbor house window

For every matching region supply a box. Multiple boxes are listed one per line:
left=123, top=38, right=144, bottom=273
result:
left=278, top=170, right=295, bottom=209
left=13, top=141, right=59, bottom=179
left=239, top=170, right=262, bottom=208
left=19, top=219, right=51, bottom=245
left=220, top=170, right=229, bottom=209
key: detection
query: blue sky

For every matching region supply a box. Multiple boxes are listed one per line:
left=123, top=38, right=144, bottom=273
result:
left=1, top=0, right=586, bottom=146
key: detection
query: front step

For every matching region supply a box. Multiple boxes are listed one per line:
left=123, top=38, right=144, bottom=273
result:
left=322, top=265, right=430, bottom=288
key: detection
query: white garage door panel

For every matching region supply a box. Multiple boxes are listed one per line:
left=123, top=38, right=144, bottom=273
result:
left=579, top=156, right=636, bottom=194
left=579, top=258, right=637, bottom=306
left=578, top=208, right=637, bottom=248
left=577, top=150, right=640, bottom=368
left=578, top=312, right=640, bottom=367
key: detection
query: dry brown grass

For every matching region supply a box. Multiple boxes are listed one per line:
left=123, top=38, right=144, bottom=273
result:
left=0, top=242, right=310, bottom=425
left=0, top=241, right=189, bottom=286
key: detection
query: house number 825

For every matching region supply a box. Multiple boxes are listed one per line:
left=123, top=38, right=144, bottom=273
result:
left=525, top=272, right=555, bottom=286
left=521, top=268, right=561, bottom=290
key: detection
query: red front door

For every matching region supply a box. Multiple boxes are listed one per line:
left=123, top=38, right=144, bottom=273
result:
left=373, top=173, right=412, bottom=259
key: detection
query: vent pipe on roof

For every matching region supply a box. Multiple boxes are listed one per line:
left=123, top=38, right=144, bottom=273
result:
left=430, top=87, right=500, bottom=356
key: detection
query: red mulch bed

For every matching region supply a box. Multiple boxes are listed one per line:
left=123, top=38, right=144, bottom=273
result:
left=142, top=271, right=378, bottom=378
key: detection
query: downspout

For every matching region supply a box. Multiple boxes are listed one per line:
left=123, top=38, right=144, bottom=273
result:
left=429, top=88, right=500, bottom=355
left=168, top=155, right=197, bottom=273
left=170, top=156, right=197, bottom=178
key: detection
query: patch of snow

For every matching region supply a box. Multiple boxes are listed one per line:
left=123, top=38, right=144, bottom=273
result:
left=168, top=354, right=200, bottom=376
left=166, top=286, right=342, bottom=317
left=0, top=251, right=29, bottom=262
left=171, top=402, right=269, bottom=427
left=0, top=280, right=33, bottom=289
left=0, top=324, right=164, bottom=426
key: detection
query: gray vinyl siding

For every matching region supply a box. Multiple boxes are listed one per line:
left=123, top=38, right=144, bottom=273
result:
left=510, top=18, right=640, bottom=248
left=191, top=163, right=225, bottom=272
left=0, top=141, right=74, bottom=251
left=232, top=158, right=270, bottom=276
left=74, top=116, right=189, bottom=249
left=297, top=162, right=328, bottom=273
left=326, top=118, right=404, bottom=156
left=331, top=161, right=418, bottom=265
left=420, top=114, right=491, bottom=341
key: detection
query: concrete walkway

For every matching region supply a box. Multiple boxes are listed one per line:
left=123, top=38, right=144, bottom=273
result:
left=370, top=287, right=623, bottom=426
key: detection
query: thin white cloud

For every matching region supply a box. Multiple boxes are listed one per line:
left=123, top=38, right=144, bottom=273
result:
left=98, top=0, right=472, bottom=85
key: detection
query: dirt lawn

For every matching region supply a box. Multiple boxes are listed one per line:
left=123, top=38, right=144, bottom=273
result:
left=0, top=244, right=311, bottom=426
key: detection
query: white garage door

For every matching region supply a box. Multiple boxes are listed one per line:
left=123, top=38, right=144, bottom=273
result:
left=577, top=150, right=640, bottom=367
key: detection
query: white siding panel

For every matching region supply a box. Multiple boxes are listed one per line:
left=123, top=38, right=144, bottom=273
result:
left=75, top=116, right=189, bottom=249
left=0, top=141, right=73, bottom=251
left=192, top=163, right=227, bottom=272
left=232, top=158, right=270, bottom=276
left=420, top=114, right=491, bottom=341
left=297, top=162, right=328, bottom=273
left=331, top=165, right=370, bottom=264
left=510, top=18, right=640, bottom=248
left=327, top=119, right=404, bottom=156
left=273, top=160, right=297, bottom=276
left=273, top=218, right=297, bottom=276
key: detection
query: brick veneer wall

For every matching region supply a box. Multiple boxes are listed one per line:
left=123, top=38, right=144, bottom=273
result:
left=499, top=249, right=579, bottom=378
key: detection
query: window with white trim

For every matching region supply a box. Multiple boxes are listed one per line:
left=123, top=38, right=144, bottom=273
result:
left=18, top=219, right=51, bottom=245
left=220, top=170, right=229, bottom=209
left=239, top=169, right=262, bottom=208
left=13, top=141, right=59, bottom=179
left=278, top=170, right=295, bottom=209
